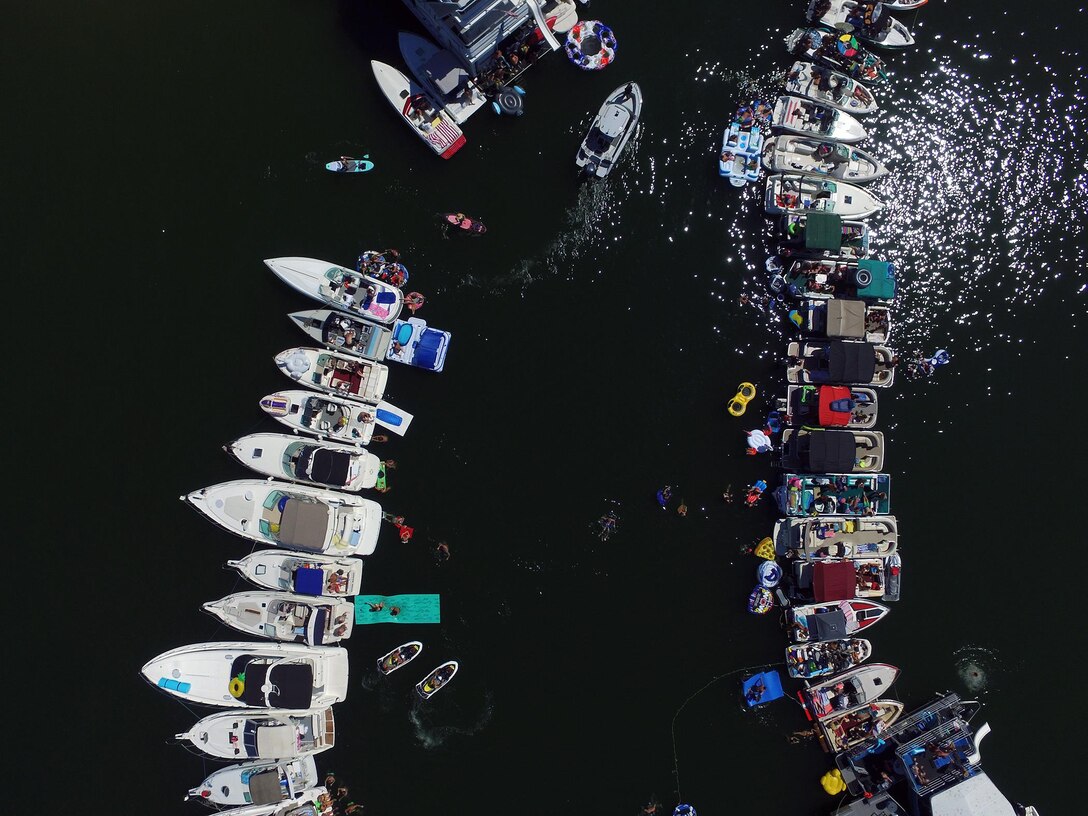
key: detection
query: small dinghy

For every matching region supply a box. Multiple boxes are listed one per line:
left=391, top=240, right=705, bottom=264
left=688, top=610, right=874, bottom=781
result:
left=819, top=699, right=905, bottom=752
left=801, top=663, right=900, bottom=720
left=259, top=389, right=413, bottom=442
left=265, top=257, right=404, bottom=325
left=784, top=61, right=877, bottom=116
left=787, top=339, right=897, bottom=388
left=786, top=598, right=890, bottom=642
left=325, top=156, right=374, bottom=173
left=785, top=637, right=872, bottom=679
left=776, top=472, right=891, bottom=517
left=719, top=121, right=763, bottom=187
left=780, top=427, right=885, bottom=473
left=786, top=27, right=889, bottom=85
left=763, top=135, right=886, bottom=183
left=748, top=586, right=774, bottom=614
left=371, top=60, right=466, bottom=159
left=766, top=173, right=885, bottom=219
left=778, top=384, right=880, bottom=429
left=440, top=212, right=487, bottom=235
left=378, top=641, right=423, bottom=674
left=774, top=515, right=896, bottom=560
left=771, top=95, right=868, bottom=144
left=807, top=1, right=916, bottom=49
left=187, top=756, right=318, bottom=808
left=227, top=550, right=363, bottom=597
left=289, top=309, right=451, bottom=374
left=226, top=433, right=381, bottom=492
left=177, top=708, right=336, bottom=760
left=415, top=660, right=458, bottom=699
left=576, top=82, right=642, bottom=178
left=742, top=669, right=786, bottom=707
left=275, top=347, right=389, bottom=405
left=203, top=591, right=355, bottom=645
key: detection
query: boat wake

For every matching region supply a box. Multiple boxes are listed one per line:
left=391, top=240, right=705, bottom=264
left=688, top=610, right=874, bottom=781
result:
left=409, top=690, right=494, bottom=749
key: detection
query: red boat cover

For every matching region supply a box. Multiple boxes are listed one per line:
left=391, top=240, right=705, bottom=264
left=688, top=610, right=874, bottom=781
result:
left=814, top=561, right=857, bottom=602
left=818, top=386, right=853, bottom=426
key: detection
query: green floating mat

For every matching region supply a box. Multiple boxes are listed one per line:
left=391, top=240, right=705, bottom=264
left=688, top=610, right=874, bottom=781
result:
left=354, top=594, right=441, bottom=624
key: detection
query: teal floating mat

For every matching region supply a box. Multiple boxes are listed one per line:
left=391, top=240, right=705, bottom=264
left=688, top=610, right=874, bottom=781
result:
left=354, top=594, right=441, bottom=624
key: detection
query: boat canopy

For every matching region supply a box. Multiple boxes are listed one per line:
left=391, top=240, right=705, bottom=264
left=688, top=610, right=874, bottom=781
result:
left=797, top=429, right=857, bottom=471
left=814, top=562, right=858, bottom=601
left=811, top=609, right=849, bottom=639
left=295, top=567, right=325, bottom=596
left=232, top=656, right=315, bottom=708
left=804, top=211, right=844, bottom=250
left=857, top=260, right=896, bottom=300
left=828, top=341, right=876, bottom=383
left=248, top=770, right=286, bottom=805
left=826, top=299, right=866, bottom=338
left=818, top=386, right=854, bottom=426
left=276, top=498, right=332, bottom=550
left=250, top=721, right=296, bottom=759
left=301, top=449, right=352, bottom=486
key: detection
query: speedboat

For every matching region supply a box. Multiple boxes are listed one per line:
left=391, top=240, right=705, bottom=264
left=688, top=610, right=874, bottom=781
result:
left=787, top=339, right=897, bottom=387
left=275, top=347, right=389, bottom=405
left=786, top=598, right=890, bottom=643
left=378, top=641, right=423, bottom=675
left=786, top=27, right=889, bottom=85
left=225, top=433, right=381, bottom=492
left=186, top=756, right=318, bottom=807
left=226, top=550, right=363, bottom=597
left=776, top=472, right=892, bottom=517
left=820, top=700, right=905, bottom=752
left=264, top=257, right=403, bottom=326
left=176, top=708, right=335, bottom=760
left=771, top=95, right=868, bottom=144
left=183, top=479, right=383, bottom=556
left=802, top=663, right=900, bottom=720
left=142, top=641, right=348, bottom=709
left=772, top=257, right=897, bottom=303
left=807, top=1, right=917, bottom=49
left=777, top=384, right=880, bottom=429
left=763, top=135, right=886, bottom=182
left=783, top=61, right=878, bottom=115
left=719, top=121, right=763, bottom=187
left=777, top=212, right=870, bottom=261
left=786, top=638, right=872, bottom=679
left=371, top=60, right=466, bottom=159
left=258, top=390, right=413, bottom=442
left=791, top=298, right=892, bottom=343
left=203, top=591, right=354, bottom=645
left=576, top=82, right=642, bottom=178
left=288, top=309, right=450, bottom=373
left=416, top=660, right=458, bottom=699
left=780, top=427, right=884, bottom=472
left=766, top=173, right=885, bottom=219
left=397, top=32, right=488, bottom=124
left=774, top=515, right=897, bottom=560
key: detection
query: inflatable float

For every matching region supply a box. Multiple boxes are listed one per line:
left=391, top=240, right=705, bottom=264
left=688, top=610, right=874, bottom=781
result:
left=727, top=382, right=757, bottom=416
left=565, top=20, right=617, bottom=70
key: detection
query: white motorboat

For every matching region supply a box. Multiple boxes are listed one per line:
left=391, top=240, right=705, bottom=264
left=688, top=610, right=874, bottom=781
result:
left=771, top=95, right=868, bottom=144
left=763, top=135, right=886, bottom=183
left=204, top=591, right=355, bottom=645
left=807, top=1, right=917, bottom=49
left=776, top=515, right=898, bottom=560
left=226, top=433, right=381, bottom=492
left=264, top=257, right=403, bottom=326
left=288, top=309, right=451, bottom=373
left=802, top=663, right=900, bottom=720
left=258, top=390, right=413, bottom=443
left=766, top=173, right=885, bottom=219
left=371, top=60, right=466, bottom=159
left=398, top=31, right=488, bottom=124
left=227, top=550, right=362, bottom=597
left=183, top=479, right=383, bottom=556
left=787, top=339, right=897, bottom=387
left=142, top=641, right=348, bottom=709
left=186, top=756, right=317, bottom=807
left=275, top=347, right=389, bottom=405
left=213, top=790, right=330, bottom=816
left=177, top=708, right=335, bottom=760
left=783, top=61, right=878, bottom=115
left=786, top=599, right=890, bottom=643
left=576, top=82, right=642, bottom=178
left=719, top=122, right=763, bottom=187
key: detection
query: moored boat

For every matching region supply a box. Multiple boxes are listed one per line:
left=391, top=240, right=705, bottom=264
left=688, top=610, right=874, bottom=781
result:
left=371, top=60, right=467, bottom=159
left=774, top=515, right=897, bottom=559
left=783, top=61, right=878, bottom=115
left=211, top=789, right=330, bottom=816
left=226, top=433, right=381, bottom=492
left=398, top=31, right=489, bottom=124
left=766, top=173, right=885, bottom=219
left=763, top=135, right=886, bottom=183
left=786, top=637, right=872, bottom=679
left=226, top=550, right=363, bottom=597
left=777, top=211, right=870, bottom=261
left=787, top=339, right=897, bottom=387
left=801, top=663, right=900, bottom=720
left=176, top=708, right=335, bottom=760
left=786, top=27, right=889, bottom=85
left=258, top=390, right=413, bottom=443
left=183, top=479, right=383, bottom=556
left=780, top=427, right=885, bottom=472
left=773, top=256, right=897, bottom=303
left=203, top=591, right=355, bottom=645
left=289, top=309, right=450, bottom=373
left=187, top=757, right=317, bottom=808
left=142, top=641, right=348, bottom=709
left=787, top=557, right=902, bottom=604
left=275, top=347, right=389, bottom=405
left=415, top=660, right=459, bottom=699
left=791, top=298, right=891, bottom=343
left=265, top=257, right=404, bottom=325
left=777, top=384, right=880, bottom=429
left=378, top=640, right=423, bottom=674
left=807, top=1, right=917, bottom=49
left=576, top=82, right=642, bottom=178
left=771, top=95, right=868, bottom=144
left=776, top=472, right=891, bottom=517
left=820, top=699, right=905, bottom=752
left=786, top=598, right=890, bottom=643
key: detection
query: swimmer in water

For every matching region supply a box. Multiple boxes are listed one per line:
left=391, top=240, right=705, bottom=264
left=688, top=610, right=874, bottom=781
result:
left=677, top=499, right=688, bottom=517
left=723, top=484, right=735, bottom=503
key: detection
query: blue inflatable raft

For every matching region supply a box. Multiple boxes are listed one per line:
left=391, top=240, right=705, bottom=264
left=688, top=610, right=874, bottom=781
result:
left=742, top=669, right=785, bottom=707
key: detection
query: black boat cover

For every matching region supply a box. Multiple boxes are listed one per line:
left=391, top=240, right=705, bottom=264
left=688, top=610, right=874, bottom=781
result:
left=801, top=429, right=856, bottom=472
left=306, top=449, right=351, bottom=486
left=828, top=341, right=876, bottom=384
left=811, top=609, right=849, bottom=641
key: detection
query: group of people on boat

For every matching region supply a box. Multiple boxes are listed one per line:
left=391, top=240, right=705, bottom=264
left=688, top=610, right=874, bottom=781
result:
left=357, top=249, right=409, bottom=288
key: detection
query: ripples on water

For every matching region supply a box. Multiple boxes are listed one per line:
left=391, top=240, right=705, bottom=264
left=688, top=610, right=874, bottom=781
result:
left=952, top=644, right=1007, bottom=695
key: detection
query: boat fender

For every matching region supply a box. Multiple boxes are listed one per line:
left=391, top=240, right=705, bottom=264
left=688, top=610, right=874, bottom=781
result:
left=854, top=267, right=872, bottom=288
left=494, top=85, right=525, bottom=116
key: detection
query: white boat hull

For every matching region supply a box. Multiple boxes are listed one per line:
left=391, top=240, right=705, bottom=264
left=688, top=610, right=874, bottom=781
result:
left=763, top=135, right=886, bottom=183
left=265, top=257, right=403, bottom=325
left=177, top=708, right=335, bottom=760
left=766, top=173, right=885, bottom=219
left=227, top=432, right=381, bottom=491
left=204, top=591, right=355, bottom=645
left=784, top=61, right=878, bottom=116
left=371, top=60, right=466, bottom=159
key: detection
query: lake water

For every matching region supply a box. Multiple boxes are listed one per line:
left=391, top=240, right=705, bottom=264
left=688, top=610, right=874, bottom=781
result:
left=7, top=1, right=1085, bottom=814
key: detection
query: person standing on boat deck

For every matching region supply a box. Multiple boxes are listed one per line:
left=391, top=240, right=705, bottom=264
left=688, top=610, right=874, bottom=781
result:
left=620, top=82, right=634, bottom=101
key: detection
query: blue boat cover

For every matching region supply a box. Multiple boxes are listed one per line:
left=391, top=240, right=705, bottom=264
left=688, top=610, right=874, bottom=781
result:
left=414, top=329, right=445, bottom=370
left=309, top=607, right=328, bottom=645
left=376, top=291, right=398, bottom=304
left=742, top=669, right=785, bottom=707
left=295, top=567, right=324, bottom=596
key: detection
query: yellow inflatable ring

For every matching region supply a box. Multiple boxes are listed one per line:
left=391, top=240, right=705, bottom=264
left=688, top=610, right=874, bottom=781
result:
left=727, top=382, right=756, bottom=416
left=229, top=677, right=245, bottom=698
left=727, top=398, right=747, bottom=417
left=821, top=769, right=846, bottom=795
left=738, top=382, right=756, bottom=401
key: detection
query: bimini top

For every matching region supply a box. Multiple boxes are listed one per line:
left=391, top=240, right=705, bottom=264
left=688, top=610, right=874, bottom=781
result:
left=857, top=259, right=896, bottom=301
left=803, top=211, right=844, bottom=251
left=826, top=299, right=866, bottom=339
left=814, top=561, right=858, bottom=602
left=829, top=341, right=876, bottom=384
left=819, top=385, right=855, bottom=426
left=810, top=609, right=849, bottom=640
left=795, top=428, right=857, bottom=471
left=298, top=448, right=352, bottom=486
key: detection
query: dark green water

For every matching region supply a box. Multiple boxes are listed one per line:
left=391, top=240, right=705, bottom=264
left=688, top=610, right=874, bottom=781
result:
left=7, top=1, right=1085, bottom=814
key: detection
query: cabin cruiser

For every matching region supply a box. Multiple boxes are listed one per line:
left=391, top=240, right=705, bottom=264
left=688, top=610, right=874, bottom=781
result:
left=776, top=472, right=891, bottom=517
left=790, top=298, right=891, bottom=344
left=777, top=211, right=870, bottom=261
left=275, top=348, right=389, bottom=405
left=777, top=384, right=879, bottom=429
left=802, top=663, right=900, bottom=720
left=226, top=550, right=362, bottom=597
left=177, top=708, right=335, bottom=760
left=780, top=427, right=884, bottom=472
left=186, top=756, right=317, bottom=808
left=371, top=60, right=466, bottom=159
left=774, top=515, right=897, bottom=560
left=203, top=591, right=355, bottom=645
left=787, top=339, right=897, bottom=387
left=783, top=61, right=878, bottom=115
